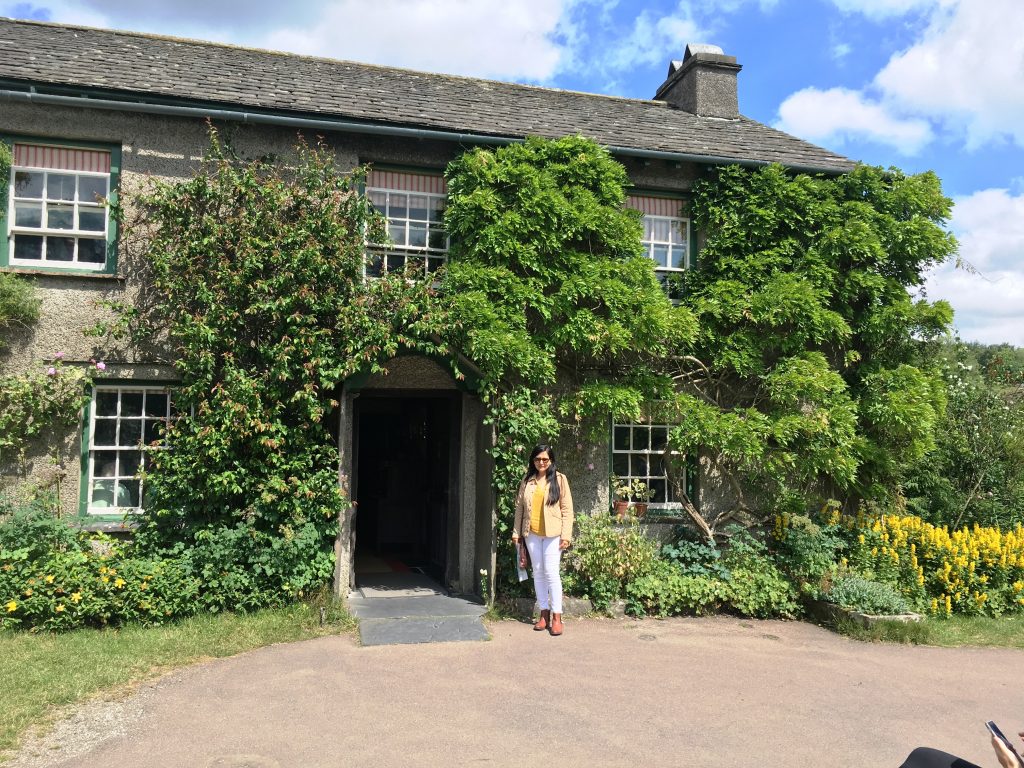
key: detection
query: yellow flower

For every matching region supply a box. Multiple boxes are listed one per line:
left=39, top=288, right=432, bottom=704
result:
left=55, top=604, right=65, bottom=613
left=44, top=575, right=55, bottom=584
left=114, top=578, right=125, bottom=589
left=5, top=600, right=17, bottom=612
left=101, top=576, right=109, bottom=584
left=23, top=588, right=32, bottom=597
left=71, top=592, right=82, bottom=603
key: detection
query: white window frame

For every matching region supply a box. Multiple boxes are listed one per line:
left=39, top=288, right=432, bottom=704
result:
left=365, top=185, right=449, bottom=278
left=85, top=385, right=175, bottom=515
left=611, top=419, right=684, bottom=510
left=7, top=148, right=112, bottom=271
left=641, top=213, right=691, bottom=299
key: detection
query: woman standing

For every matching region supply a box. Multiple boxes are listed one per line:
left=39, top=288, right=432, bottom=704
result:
left=512, top=444, right=574, bottom=636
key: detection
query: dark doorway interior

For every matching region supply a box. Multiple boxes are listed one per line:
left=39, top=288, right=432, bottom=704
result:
left=353, top=394, right=456, bottom=583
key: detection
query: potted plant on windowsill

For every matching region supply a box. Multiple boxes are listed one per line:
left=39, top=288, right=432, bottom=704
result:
left=612, top=476, right=632, bottom=519
left=629, top=480, right=654, bottom=518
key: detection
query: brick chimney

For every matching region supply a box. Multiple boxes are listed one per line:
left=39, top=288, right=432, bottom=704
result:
left=654, top=43, right=741, bottom=119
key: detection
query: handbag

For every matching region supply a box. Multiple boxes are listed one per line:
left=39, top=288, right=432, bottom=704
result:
left=516, top=539, right=530, bottom=581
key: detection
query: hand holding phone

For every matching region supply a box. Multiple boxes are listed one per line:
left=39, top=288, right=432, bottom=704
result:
left=987, top=721, right=1024, bottom=768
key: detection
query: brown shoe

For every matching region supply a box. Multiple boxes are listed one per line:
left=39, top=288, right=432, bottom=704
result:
left=534, top=609, right=550, bottom=631
left=550, top=613, right=563, bottom=636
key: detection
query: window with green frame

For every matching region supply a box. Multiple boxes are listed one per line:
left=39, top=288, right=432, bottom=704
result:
left=2, top=138, right=121, bottom=274
left=80, top=384, right=176, bottom=519
left=611, top=415, right=697, bottom=512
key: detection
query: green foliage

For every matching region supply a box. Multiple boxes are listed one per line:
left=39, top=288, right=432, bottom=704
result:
left=0, top=504, right=200, bottom=631
left=660, top=536, right=731, bottom=580
left=827, top=574, right=913, bottom=615
left=563, top=513, right=660, bottom=610
left=118, top=132, right=446, bottom=607
left=0, top=359, right=92, bottom=474
left=674, top=164, right=956, bottom=517
left=441, top=135, right=697, bottom=587
left=720, top=528, right=800, bottom=618
left=0, top=274, right=40, bottom=349
left=771, top=511, right=844, bottom=599
left=443, top=135, right=694, bottom=387
left=0, top=496, right=80, bottom=560
left=904, top=342, right=1024, bottom=529
left=625, top=559, right=727, bottom=617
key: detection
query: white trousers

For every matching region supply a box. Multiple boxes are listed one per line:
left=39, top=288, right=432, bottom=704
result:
left=525, top=533, right=563, bottom=613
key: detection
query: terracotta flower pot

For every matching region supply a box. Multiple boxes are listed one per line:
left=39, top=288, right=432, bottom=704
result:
left=613, top=500, right=631, bottom=519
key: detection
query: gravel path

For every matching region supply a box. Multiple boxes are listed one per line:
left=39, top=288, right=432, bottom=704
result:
left=8, top=616, right=1024, bottom=768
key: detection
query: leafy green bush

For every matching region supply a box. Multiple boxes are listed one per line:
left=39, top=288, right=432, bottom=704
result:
left=0, top=497, right=80, bottom=560
left=625, top=559, right=727, bottom=617
left=721, top=528, right=799, bottom=618
left=1, top=521, right=200, bottom=631
left=770, top=512, right=844, bottom=599
left=564, top=514, right=660, bottom=611
left=827, top=574, right=913, bottom=615
left=660, top=536, right=731, bottom=580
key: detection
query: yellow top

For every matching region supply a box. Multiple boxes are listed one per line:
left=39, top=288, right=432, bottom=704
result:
left=530, top=478, right=548, bottom=536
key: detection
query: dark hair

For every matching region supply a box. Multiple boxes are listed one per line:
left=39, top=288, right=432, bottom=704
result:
left=526, top=444, right=560, bottom=506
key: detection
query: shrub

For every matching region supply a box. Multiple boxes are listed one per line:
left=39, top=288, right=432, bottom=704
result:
left=625, top=559, right=727, bottom=617
left=827, top=574, right=913, bottom=615
left=771, top=511, right=844, bottom=599
left=1, top=535, right=200, bottom=631
left=721, top=528, right=800, bottom=618
left=564, top=513, right=660, bottom=610
left=660, top=536, right=731, bottom=580
left=843, top=510, right=1024, bottom=617
left=0, top=497, right=80, bottom=561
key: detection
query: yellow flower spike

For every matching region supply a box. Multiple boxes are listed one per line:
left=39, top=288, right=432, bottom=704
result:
left=5, top=600, right=17, bottom=612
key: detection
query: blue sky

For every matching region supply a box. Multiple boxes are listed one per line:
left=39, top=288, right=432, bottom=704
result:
left=4, top=0, right=1022, bottom=346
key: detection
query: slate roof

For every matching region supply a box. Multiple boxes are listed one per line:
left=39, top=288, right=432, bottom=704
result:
left=0, top=18, right=855, bottom=173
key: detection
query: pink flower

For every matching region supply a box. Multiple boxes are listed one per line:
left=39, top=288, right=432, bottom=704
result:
left=54, top=352, right=65, bottom=360
left=46, top=367, right=57, bottom=376
left=587, top=463, right=595, bottom=471
left=95, top=361, right=107, bottom=371
left=576, top=443, right=583, bottom=450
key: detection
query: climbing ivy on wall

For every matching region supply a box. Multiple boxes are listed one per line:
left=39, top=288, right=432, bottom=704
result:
left=120, top=133, right=447, bottom=605
left=439, top=136, right=696, bottom=586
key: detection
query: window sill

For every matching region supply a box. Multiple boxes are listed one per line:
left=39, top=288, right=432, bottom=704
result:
left=77, top=518, right=139, bottom=533
left=1, top=266, right=122, bottom=280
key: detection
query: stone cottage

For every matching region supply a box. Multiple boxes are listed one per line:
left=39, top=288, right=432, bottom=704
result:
left=0, top=18, right=853, bottom=596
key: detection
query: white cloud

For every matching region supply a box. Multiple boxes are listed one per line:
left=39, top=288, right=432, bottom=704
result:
left=949, top=189, right=1024, bottom=272
left=775, top=86, right=933, bottom=154
left=925, top=187, right=1024, bottom=346
left=2, top=0, right=574, bottom=81
left=592, top=5, right=703, bottom=74
left=874, top=0, right=1024, bottom=150
left=827, top=0, right=938, bottom=19
left=257, top=0, right=568, bottom=81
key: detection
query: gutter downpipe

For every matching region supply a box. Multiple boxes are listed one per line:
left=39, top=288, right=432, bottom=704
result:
left=0, top=88, right=850, bottom=176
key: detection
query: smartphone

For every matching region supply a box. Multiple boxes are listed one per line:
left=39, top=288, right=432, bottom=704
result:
left=986, top=721, right=1024, bottom=767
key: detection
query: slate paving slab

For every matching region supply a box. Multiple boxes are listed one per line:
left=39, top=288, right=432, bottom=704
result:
left=348, top=574, right=489, bottom=645
left=358, top=615, right=489, bottom=646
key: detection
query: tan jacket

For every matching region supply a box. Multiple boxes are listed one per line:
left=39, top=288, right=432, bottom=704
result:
left=513, top=471, right=574, bottom=543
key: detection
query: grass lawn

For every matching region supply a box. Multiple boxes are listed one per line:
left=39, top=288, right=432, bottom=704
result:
left=834, top=614, right=1024, bottom=647
left=0, top=599, right=355, bottom=759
